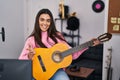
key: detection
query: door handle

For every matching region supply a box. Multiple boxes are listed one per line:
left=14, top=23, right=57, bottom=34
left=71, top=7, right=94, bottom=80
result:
left=0, top=27, right=5, bottom=42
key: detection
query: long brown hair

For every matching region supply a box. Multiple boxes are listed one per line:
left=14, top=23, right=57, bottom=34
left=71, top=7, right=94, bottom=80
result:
left=29, top=9, right=66, bottom=48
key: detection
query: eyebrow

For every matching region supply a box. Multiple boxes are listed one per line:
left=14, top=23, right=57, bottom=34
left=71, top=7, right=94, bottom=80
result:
left=40, top=18, right=51, bottom=20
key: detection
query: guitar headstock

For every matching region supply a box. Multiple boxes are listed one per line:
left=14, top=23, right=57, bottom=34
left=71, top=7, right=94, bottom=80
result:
left=98, top=33, right=112, bottom=42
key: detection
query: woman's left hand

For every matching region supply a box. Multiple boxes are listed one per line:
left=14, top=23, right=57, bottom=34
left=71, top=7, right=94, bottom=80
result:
left=92, top=38, right=101, bottom=46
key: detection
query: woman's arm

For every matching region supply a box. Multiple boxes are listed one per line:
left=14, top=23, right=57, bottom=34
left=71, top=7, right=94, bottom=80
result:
left=19, top=37, right=35, bottom=60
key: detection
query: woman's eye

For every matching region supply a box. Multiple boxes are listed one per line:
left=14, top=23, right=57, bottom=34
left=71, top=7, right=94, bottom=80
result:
left=40, top=18, right=44, bottom=21
left=47, top=19, right=51, bottom=23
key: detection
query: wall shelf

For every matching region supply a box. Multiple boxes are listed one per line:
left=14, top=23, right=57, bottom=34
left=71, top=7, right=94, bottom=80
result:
left=55, top=18, right=80, bottom=47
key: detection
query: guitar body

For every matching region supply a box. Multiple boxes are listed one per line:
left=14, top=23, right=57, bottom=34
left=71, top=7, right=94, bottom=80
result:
left=32, top=43, right=72, bottom=80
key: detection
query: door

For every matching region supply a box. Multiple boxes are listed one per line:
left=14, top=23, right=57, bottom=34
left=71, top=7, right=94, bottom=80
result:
left=0, top=0, right=24, bottom=59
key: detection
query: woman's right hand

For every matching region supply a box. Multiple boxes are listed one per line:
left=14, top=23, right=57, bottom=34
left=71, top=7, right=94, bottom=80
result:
left=27, top=45, right=35, bottom=60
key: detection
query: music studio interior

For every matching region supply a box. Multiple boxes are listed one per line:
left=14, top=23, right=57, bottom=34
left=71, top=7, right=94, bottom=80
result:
left=0, top=0, right=120, bottom=80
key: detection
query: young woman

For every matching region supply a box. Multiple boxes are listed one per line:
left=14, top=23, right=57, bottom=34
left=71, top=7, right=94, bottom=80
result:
left=19, top=8, right=100, bottom=80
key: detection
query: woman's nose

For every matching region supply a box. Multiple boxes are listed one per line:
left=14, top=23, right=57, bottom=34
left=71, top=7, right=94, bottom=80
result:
left=43, top=20, right=48, bottom=24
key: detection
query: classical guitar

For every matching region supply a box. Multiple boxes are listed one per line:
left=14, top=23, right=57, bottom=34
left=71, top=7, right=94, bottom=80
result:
left=32, top=33, right=112, bottom=80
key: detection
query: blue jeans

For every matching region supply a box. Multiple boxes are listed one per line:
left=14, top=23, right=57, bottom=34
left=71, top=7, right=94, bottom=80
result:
left=32, top=69, right=70, bottom=80
left=50, top=69, right=70, bottom=80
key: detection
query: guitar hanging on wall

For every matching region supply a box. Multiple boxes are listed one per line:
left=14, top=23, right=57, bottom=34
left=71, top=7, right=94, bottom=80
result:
left=32, top=33, right=112, bottom=80
left=59, top=0, right=65, bottom=19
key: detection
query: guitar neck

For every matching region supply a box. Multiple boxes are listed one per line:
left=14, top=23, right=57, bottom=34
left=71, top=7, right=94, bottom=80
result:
left=61, top=40, right=93, bottom=58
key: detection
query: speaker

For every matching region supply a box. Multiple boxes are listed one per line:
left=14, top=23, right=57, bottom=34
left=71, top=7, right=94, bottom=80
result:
left=92, top=0, right=105, bottom=13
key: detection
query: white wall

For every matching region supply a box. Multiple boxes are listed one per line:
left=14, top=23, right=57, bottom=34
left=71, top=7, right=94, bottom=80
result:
left=103, top=0, right=120, bottom=80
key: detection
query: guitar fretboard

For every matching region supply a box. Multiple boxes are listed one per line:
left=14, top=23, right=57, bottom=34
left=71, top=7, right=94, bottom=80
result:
left=61, top=40, right=93, bottom=58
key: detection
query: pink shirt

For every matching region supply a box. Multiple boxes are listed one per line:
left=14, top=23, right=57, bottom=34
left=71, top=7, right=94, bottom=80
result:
left=19, top=31, right=87, bottom=60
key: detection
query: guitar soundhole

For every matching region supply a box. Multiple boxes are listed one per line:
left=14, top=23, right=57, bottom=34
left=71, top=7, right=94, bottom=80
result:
left=52, top=51, right=63, bottom=63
